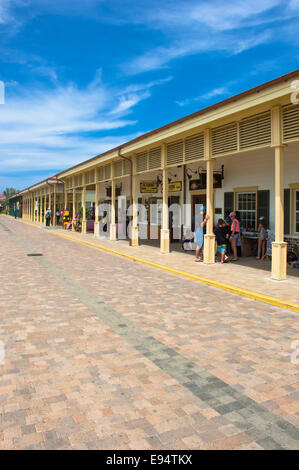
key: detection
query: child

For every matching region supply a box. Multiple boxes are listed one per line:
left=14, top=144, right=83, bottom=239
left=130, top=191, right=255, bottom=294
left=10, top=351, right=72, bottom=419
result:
left=256, top=217, right=268, bottom=259
left=214, top=219, right=229, bottom=263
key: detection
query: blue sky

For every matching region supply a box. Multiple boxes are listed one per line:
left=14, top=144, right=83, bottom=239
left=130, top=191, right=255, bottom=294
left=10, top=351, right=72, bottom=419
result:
left=0, top=0, right=299, bottom=191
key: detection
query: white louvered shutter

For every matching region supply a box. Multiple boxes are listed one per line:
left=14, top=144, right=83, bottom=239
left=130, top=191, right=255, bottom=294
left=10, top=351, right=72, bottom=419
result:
left=239, top=111, right=271, bottom=150
left=167, top=140, right=183, bottom=166
left=185, top=133, right=204, bottom=162
left=212, top=122, right=238, bottom=156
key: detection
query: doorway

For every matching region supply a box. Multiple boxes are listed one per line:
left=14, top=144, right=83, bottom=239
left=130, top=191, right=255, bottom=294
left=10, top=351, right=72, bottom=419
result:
left=191, top=194, right=206, bottom=231
left=148, top=197, right=163, bottom=240
left=169, top=195, right=181, bottom=242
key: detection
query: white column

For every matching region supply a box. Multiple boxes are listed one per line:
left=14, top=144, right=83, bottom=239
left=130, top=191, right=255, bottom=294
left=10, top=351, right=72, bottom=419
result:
left=64, top=184, right=67, bottom=211
left=82, top=185, right=86, bottom=234
left=48, top=185, right=51, bottom=225
left=53, top=184, right=57, bottom=226
left=131, top=156, right=139, bottom=246
left=160, top=143, right=170, bottom=253
left=203, top=129, right=216, bottom=264
left=94, top=181, right=100, bottom=237
left=72, top=188, right=76, bottom=232
left=110, top=163, right=117, bottom=240
left=271, top=106, right=287, bottom=280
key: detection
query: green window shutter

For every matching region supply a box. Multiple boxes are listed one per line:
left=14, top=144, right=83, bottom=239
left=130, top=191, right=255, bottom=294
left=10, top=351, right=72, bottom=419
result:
left=257, top=190, right=270, bottom=229
left=284, top=188, right=290, bottom=235
left=224, top=192, right=234, bottom=214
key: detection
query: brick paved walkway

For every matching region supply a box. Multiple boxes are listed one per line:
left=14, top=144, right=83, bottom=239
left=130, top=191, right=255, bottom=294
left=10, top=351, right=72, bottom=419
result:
left=0, top=216, right=298, bottom=450
left=52, top=228, right=299, bottom=305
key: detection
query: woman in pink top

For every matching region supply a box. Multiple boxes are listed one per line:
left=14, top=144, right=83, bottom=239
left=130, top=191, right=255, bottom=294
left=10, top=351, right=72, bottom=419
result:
left=229, top=212, right=239, bottom=261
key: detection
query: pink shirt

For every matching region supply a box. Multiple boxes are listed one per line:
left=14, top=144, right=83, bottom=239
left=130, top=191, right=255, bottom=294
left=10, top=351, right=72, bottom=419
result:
left=231, top=218, right=240, bottom=233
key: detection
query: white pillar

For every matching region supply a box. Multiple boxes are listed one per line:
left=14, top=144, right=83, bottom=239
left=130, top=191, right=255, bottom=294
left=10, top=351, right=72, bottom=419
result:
left=160, top=143, right=170, bottom=253
left=110, top=163, right=117, bottom=240
left=53, top=185, right=57, bottom=226
left=271, top=106, right=287, bottom=280
left=72, top=188, right=76, bottom=231
left=82, top=186, right=86, bottom=234
left=131, top=156, right=139, bottom=246
left=94, top=181, right=100, bottom=237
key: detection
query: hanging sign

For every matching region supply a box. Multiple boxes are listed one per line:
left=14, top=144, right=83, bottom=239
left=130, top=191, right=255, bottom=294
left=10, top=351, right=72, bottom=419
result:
left=189, top=173, right=222, bottom=190
left=189, top=175, right=206, bottom=191
left=140, top=182, right=158, bottom=193
left=161, top=181, right=182, bottom=192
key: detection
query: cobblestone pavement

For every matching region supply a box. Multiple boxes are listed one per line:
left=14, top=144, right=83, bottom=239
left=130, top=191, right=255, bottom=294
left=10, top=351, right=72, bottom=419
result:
left=0, top=216, right=298, bottom=450
left=50, top=228, right=299, bottom=305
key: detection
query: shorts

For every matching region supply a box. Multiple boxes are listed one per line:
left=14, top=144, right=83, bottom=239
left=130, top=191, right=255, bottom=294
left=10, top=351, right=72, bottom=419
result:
left=195, top=229, right=204, bottom=248
left=231, top=233, right=239, bottom=241
left=217, top=244, right=227, bottom=254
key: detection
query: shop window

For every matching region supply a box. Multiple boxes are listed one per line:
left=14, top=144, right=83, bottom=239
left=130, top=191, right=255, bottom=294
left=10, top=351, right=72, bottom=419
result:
left=295, top=190, right=299, bottom=234
left=237, top=192, right=256, bottom=230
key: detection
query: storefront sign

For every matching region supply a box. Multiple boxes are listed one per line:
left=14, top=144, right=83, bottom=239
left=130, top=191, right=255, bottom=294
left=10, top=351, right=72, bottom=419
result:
left=189, top=175, right=206, bottom=191
left=189, top=173, right=222, bottom=190
left=161, top=181, right=182, bottom=192
left=140, top=182, right=158, bottom=193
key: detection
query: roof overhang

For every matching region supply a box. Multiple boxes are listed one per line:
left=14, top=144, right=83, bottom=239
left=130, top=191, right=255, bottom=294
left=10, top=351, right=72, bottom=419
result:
left=57, top=69, right=299, bottom=178
left=19, top=176, right=63, bottom=194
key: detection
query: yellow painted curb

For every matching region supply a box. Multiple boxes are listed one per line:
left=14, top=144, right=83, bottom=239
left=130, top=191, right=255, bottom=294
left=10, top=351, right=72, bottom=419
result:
left=48, top=230, right=299, bottom=313
left=4, top=216, right=299, bottom=313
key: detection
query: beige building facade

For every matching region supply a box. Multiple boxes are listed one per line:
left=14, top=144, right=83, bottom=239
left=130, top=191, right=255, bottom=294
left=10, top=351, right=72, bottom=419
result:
left=19, top=70, right=299, bottom=280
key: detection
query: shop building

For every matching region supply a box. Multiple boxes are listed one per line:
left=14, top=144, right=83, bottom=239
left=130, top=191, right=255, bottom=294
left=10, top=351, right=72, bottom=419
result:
left=20, top=177, right=64, bottom=225
left=18, top=70, right=299, bottom=280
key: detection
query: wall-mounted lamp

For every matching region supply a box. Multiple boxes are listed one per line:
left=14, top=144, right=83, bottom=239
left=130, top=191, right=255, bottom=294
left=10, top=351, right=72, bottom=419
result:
left=186, top=168, right=197, bottom=180
left=213, top=164, right=225, bottom=180
left=156, top=174, right=162, bottom=185
left=168, top=171, right=177, bottom=183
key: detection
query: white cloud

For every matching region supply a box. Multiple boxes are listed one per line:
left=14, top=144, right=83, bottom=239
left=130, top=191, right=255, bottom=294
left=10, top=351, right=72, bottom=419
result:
left=109, top=92, right=150, bottom=115
left=175, top=84, right=233, bottom=107
left=109, top=76, right=173, bottom=115
left=0, top=0, right=12, bottom=24
left=122, top=0, right=299, bottom=74
left=199, top=87, right=230, bottom=100
left=0, top=73, right=172, bottom=174
left=289, top=0, right=299, bottom=9
left=2, top=1, right=299, bottom=76
left=125, top=30, right=272, bottom=75
left=156, top=0, right=281, bottom=31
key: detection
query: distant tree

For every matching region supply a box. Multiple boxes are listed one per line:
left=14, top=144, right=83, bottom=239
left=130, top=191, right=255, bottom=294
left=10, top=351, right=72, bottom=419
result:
left=3, top=187, right=18, bottom=201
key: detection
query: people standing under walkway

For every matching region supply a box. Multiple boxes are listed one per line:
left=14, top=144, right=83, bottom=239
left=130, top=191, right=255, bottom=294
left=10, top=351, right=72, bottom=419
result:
left=229, top=212, right=240, bottom=261
left=256, top=217, right=268, bottom=259
left=194, top=205, right=209, bottom=262
left=45, top=207, right=51, bottom=227
left=224, top=211, right=232, bottom=254
left=56, top=210, right=60, bottom=225
left=214, top=219, right=229, bottom=263
left=224, top=210, right=231, bottom=227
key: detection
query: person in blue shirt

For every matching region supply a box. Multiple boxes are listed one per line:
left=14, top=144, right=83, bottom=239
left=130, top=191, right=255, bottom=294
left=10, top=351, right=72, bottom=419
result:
left=194, top=205, right=209, bottom=262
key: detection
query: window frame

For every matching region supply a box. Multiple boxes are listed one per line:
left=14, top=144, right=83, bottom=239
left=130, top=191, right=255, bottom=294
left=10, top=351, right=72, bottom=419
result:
left=233, top=186, right=258, bottom=231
